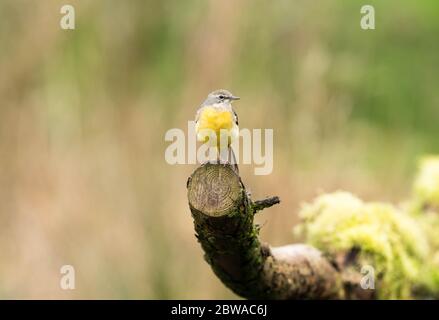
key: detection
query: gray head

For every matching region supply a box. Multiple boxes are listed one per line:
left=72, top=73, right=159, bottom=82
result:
left=202, top=89, right=240, bottom=106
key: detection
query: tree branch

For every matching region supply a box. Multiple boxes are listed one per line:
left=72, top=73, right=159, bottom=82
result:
left=187, top=163, right=345, bottom=299
left=252, top=196, right=280, bottom=213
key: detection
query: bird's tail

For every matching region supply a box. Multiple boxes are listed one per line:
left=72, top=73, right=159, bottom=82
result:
left=218, top=146, right=239, bottom=175
left=230, top=147, right=239, bottom=175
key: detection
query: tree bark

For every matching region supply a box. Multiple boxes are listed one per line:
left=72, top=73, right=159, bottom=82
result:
left=187, top=163, right=345, bottom=299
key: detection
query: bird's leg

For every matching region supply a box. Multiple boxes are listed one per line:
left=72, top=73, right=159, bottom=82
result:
left=219, top=147, right=230, bottom=167
left=216, top=148, right=221, bottom=165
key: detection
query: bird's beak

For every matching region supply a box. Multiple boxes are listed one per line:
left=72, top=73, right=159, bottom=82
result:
left=231, top=96, right=240, bottom=101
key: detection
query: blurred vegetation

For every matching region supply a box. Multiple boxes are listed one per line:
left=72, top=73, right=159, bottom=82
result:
left=296, top=188, right=437, bottom=299
left=0, top=0, right=438, bottom=298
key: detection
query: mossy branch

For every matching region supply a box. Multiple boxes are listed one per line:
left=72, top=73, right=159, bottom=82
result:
left=187, top=156, right=439, bottom=299
left=252, top=196, right=280, bottom=213
left=187, top=163, right=345, bottom=299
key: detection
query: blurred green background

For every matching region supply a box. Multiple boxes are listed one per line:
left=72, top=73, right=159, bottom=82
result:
left=0, top=0, right=438, bottom=298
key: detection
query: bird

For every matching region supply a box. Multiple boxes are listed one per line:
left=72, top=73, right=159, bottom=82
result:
left=195, top=89, right=240, bottom=173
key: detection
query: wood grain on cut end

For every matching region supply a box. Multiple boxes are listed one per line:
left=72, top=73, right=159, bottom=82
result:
left=187, top=163, right=243, bottom=217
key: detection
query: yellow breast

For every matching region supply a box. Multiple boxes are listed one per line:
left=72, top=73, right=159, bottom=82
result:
left=197, top=107, right=234, bottom=133
left=196, top=106, right=237, bottom=147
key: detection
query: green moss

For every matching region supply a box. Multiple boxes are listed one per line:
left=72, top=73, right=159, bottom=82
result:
left=293, top=156, right=439, bottom=298
left=295, top=192, right=430, bottom=299
left=409, top=156, right=439, bottom=296
left=410, top=156, right=439, bottom=250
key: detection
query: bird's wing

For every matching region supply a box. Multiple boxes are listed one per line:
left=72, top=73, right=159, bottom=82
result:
left=232, top=108, right=239, bottom=126
left=195, top=106, right=203, bottom=124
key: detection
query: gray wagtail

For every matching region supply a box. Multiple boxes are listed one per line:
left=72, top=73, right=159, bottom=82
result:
left=195, top=89, right=240, bottom=172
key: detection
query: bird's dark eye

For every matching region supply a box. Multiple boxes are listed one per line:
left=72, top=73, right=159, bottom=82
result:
left=218, top=95, right=225, bottom=100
